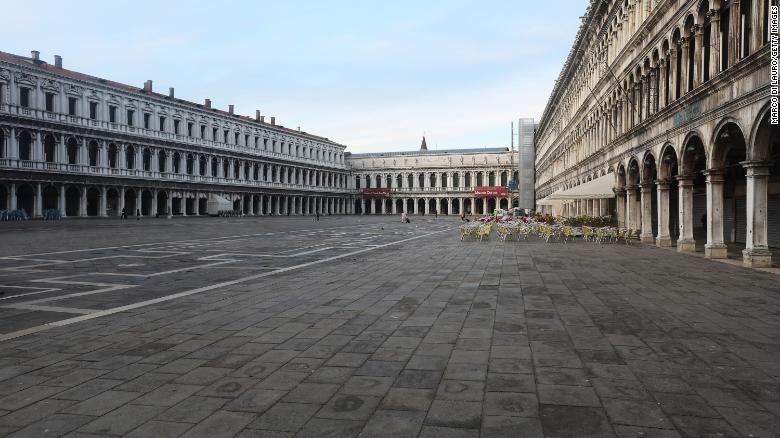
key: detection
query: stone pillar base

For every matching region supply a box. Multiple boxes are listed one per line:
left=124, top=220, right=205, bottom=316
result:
left=677, top=239, right=696, bottom=253
left=742, top=248, right=772, bottom=268
left=704, top=244, right=728, bottom=259
left=640, top=235, right=655, bottom=244
left=656, top=237, right=672, bottom=247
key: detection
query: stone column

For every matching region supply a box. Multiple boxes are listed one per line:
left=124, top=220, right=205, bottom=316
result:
left=670, top=47, right=678, bottom=100
left=625, top=186, right=638, bottom=230
left=424, top=198, right=430, bottom=215
left=648, top=69, right=657, bottom=115
left=656, top=180, right=672, bottom=247
left=151, top=190, right=157, bottom=217
left=658, top=59, right=667, bottom=109
left=751, top=0, right=765, bottom=52
left=729, top=0, right=741, bottom=66
left=640, top=183, right=654, bottom=243
left=709, top=9, right=721, bottom=77
left=136, top=190, right=142, bottom=217
left=166, top=193, right=172, bottom=218
left=704, top=170, right=727, bottom=258
left=34, top=183, right=42, bottom=218
left=693, top=25, right=703, bottom=87
left=59, top=185, right=66, bottom=215
left=80, top=186, right=87, bottom=217
left=100, top=186, right=108, bottom=217
left=676, top=175, right=696, bottom=252
left=680, top=38, right=690, bottom=94
left=742, top=162, right=772, bottom=267
left=9, top=183, right=16, bottom=210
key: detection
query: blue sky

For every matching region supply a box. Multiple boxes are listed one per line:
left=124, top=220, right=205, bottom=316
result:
left=3, top=0, right=587, bottom=152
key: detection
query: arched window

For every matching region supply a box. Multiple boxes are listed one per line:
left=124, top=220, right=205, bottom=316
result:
left=186, top=154, right=194, bottom=175
left=375, top=175, right=381, bottom=187
left=143, top=148, right=152, bottom=171
left=355, top=176, right=361, bottom=189
left=157, top=149, right=165, bottom=172
left=44, top=135, right=56, bottom=163
left=18, top=131, right=32, bottom=161
left=109, top=144, right=118, bottom=168
left=88, top=141, right=99, bottom=167
left=172, top=152, right=180, bottom=173
left=125, top=145, right=135, bottom=169
left=66, top=137, right=78, bottom=165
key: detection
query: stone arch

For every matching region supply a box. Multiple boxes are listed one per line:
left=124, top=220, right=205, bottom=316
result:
left=710, top=120, right=747, bottom=169
left=16, top=184, right=34, bottom=216
left=18, top=130, right=33, bottom=161
left=43, top=134, right=56, bottom=162
left=42, top=184, right=58, bottom=210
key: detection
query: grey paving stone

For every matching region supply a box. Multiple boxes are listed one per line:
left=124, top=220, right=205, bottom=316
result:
left=296, top=418, right=364, bottom=438
left=540, top=405, right=615, bottom=438
left=668, top=415, right=741, bottom=438
left=355, top=360, right=404, bottom=377
left=133, top=383, right=202, bottom=407
left=380, top=388, right=434, bottom=412
left=62, top=390, right=140, bottom=416
left=173, top=367, right=230, bottom=385
left=316, top=394, right=380, bottom=420
left=197, top=377, right=257, bottom=398
left=180, top=410, right=255, bottom=438
left=324, top=353, right=370, bottom=367
left=126, top=420, right=192, bottom=438
left=249, top=402, right=319, bottom=432
left=358, top=409, right=425, bottom=438
left=0, top=385, right=64, bottom=410
left=435, top=379, right=484, bottom=401
left=305, top=366, right=355, bottom=384
left=78, top=404, right=166, bottom=435
left=538, top=384, right=602, bottom=407
left=418, top=425, right=479, bottom=438
left=486, top=373, right=536, bottom=393
left=6, top=413, right=92, bottom=438
left=425, top=399, right=482, bottom=429
left=613, top=425, right=682, bottom=438
left=602, top=398, right=673, bottom=429
left=443, top=363, right=487, bottom=381
left=481, top=415, right=544, bottom=438
left=226, top=388, right=286, bottom=413
left=0, top=398, right=75, bottom=427
left=342, top=376, right=393, bottom=396
left=484, top=392, right=539, bottom=417
left=394, top=369, right=442, bottom=389
left=282, top=383, right=339, bottom=404
left=157, top=396, right=226, bottom=423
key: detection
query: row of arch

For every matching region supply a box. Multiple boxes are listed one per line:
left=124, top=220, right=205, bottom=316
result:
left=1, top=129, right=348, bottom=189
left=607, top=107, right=778, bottom=267
left=555, top=0, right=771, bottom=177
left=354, top=170, right=518, bottom=190
left=0, top=183, right=351, bottom=218
left=355, top=197, right=513, bottom=216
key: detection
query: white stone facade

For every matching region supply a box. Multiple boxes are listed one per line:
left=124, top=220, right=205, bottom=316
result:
left=348, top=148, right=519, bottom=216
left=535, top=0, right=776, bottom=267
left=0, top=51, right=353, bottom=218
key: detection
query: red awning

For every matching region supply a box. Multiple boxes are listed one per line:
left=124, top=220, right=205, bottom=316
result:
left=474, top=186, right=507, bottom=197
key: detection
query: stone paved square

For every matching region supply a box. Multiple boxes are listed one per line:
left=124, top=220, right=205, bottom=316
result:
left=0, top=216, right=779, bottom=437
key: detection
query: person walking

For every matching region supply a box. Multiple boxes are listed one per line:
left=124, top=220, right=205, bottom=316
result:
left=316, top=211, right=320, bottom=222
left=121, top=207, right=127, bottom=220
left=136, top=209, right=141, bottom=220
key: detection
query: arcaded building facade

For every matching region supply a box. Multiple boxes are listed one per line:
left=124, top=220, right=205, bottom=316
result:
left=0, top=50, right=352, bottom=219
left=349, top=142, right=519, bottom=216
left=535, top=0, right=776, bottom=267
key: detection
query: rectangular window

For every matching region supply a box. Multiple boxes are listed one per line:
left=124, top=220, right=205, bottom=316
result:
left=212, top=127, right=218, bottom=141
left=187, top=122, right=193, bottom=137
left=109, top=105, right=117, bottom=123
left=0, top=84, right=4, bottom=104
left=127, top=109, right=135, bottom=126
left=143, top=113, right=151, bottom=129
left=173, top=119, right=179, bottom=134
left=245, top=135, right=250, bottom=146
left=235, top=133, right=240, bottom=145
left=68, top=97, right=77, bottom=115
left=200, top=125, right=206, bottom=138
left=89, top=101, right=98, bottom=120
left=159, top=116, right=166, bottom=132
left=263, top=138, right=268, bottom=149
left=19, top=87, right=30, bottom=108
left=224, top=130, right=229, bottom=143
left=45, top=93, right=55, bottom=112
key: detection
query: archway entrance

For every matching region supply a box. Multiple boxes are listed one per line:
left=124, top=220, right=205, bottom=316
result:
left=17, top=184, right=34, bottom=216
left=354, top=199, right=362, bottom=215
left=65, top=186, right=80, bottom=217
left=124, top=189, right=137, bottom=216
left=107, top=188, right=119, bottom=216
left=156, top=191, right=168, bottom=216
left=679, top=135, right=707, bottom=252
left=428, top=199, right=437, bottom=215
left=452, top=199, right=460, bottom=215
left=86, top=187, right=99, bottom=216
left=395, top=199, right=403, bottom=214
left=42, top=186, right=58, bottom=211
left=417, top=199, right=425, bottom=215
left=658, top=145, right=679, bottom=246
left=439, top=199, right=448, bottom=215
left=486, top=198, right=496, bottom=214
left=141, top=190, right=153, bottom=216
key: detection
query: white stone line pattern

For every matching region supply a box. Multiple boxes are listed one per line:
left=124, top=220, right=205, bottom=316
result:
left=0, top=227, right=448, bottom=342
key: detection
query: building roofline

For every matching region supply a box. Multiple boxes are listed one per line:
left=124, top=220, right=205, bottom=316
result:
left=0, top=50, right=345, bottom=147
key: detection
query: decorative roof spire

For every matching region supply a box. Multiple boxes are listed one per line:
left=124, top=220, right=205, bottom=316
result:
left=420, top=136, right=428, bottom=150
